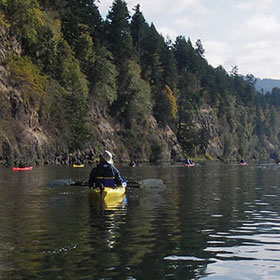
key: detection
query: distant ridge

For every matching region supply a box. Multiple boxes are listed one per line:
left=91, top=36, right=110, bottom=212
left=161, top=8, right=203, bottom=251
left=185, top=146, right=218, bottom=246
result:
left=255, top=78, right=280, bottom=94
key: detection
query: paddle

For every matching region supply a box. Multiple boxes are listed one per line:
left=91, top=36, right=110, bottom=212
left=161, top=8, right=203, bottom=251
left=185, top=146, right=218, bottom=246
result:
left=46, top=179, right=140, bottom=188
left=46, top=178, right=164, bottom=188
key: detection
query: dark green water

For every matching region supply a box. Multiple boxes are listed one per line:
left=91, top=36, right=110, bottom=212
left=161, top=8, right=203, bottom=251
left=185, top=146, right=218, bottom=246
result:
left=1, top=162, right=280, bottom=279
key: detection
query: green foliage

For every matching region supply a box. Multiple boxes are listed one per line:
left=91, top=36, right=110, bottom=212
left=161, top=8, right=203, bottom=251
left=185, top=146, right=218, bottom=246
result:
left=44, top=71, right=90, bottom=152
left=117, top=127, right=151, bottom=160
left=130, top=4, right=149, bottom=55
left=112, top=60, right=152, bottom=127
left=223, top=135, right=234, bottom=158
left=154, top=85, right=177, bottom=125
left=2, top=0, right=45, bottom=52
left=63, top=62, right=90, bottom=151
left=41, top=36, right=90, bottom=151
left=75, top=26, right=96, bottom=76
left=106, top=0, right=134, bottom=65
left=29, top=25, right=57, bottom=75
left=55, top=39, right=75, bottom=85
left=8, top=55, right=46, bottom=108
left=0, top=10, right=9, bottom=27
left=149, top=135, right=168, bottom=162
left=90, top=46, right=118, bottom=106
left=61, top=0, right=102, bottom=42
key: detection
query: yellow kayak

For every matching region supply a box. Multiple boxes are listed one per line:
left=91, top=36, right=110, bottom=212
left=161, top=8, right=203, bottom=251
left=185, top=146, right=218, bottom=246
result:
left=89, top=185, right=126, bottom=204
left=73, top=164, right=85, bottom=168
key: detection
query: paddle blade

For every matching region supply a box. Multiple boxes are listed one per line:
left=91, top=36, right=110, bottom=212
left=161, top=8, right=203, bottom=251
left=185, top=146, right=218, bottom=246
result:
left=139, top=178, right=164, bottom=188
left=46, top=179, right=73, bottom=187
left=71, top=181, right=89, bottom=186
left=126, top=181, right=141, bottom=188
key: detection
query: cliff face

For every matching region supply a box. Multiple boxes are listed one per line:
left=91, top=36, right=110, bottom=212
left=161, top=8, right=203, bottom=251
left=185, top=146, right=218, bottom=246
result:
left=85, top=102, right=184, bottom=163
left=0, top=64, right=56, bottom=165
left=195, top=106, right=223, bottom=158
left=0, top=70, right=184, bottom=165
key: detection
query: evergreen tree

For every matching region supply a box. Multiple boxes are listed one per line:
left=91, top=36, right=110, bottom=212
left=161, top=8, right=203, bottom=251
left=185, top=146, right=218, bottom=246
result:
left=130, top=4, right=149, bottom=58
left=75, top=24, right=96, bottom=77
left=105, top=0, right=134, bottom=65
left=90, top=46, right=118, bottom=107
left=154, top=85, right=177, bottom=126
left=173, top=36, right=199, bottom=141
left=195, top=39, right=205, bottom=57
left=54, top=39, right=90, bottom=151
left=159, top=39, right=178, bottom=94
left=111, top=59, right=151, bottom=127
left=61, top=0, right=102, bottom=45
left=1, top=0, right=45, bottom=54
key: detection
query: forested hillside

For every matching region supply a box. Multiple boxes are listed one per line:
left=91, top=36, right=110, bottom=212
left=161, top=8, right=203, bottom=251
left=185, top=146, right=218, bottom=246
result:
left=0, top=0, right=280, bottom=165
left=255, top=78, right=280, bottom=94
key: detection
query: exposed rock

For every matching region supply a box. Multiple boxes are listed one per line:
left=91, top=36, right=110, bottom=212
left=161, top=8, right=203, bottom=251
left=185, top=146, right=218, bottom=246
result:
left=0, top=26, right=21, bottom=63
left=196, top=106, right=223, bottom=157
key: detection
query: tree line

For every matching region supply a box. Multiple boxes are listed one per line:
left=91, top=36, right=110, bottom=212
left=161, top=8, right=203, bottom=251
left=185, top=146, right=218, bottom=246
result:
left=1, top=0, right=280, bottom=161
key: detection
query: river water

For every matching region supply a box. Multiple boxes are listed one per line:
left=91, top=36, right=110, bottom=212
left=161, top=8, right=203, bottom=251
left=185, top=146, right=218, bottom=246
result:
left=1, top=162, right=280, bottom=279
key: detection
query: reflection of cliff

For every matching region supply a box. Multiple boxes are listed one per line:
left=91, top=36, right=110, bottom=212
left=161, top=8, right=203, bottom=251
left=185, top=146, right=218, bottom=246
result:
left=121, top=187, right=168, bottom=265
left=158, top=163, right=280, bottom=278
left=0, top=172, right=43, bottom=275
left=0, top=168, right=93, bottom=277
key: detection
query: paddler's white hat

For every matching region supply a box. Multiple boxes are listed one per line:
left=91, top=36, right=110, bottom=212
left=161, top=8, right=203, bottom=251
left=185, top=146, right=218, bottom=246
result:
left=101, top=150, right=114, bottom=164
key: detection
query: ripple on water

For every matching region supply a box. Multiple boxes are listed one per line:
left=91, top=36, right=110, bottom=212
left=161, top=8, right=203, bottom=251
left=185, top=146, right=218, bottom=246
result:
left=164, top=255, right=205, bottom=261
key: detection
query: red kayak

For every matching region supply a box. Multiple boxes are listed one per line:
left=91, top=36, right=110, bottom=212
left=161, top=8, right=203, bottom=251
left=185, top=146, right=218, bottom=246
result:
left=240, top=162, right=246, bottom=166
left=12, top=166, right=33, bottom=171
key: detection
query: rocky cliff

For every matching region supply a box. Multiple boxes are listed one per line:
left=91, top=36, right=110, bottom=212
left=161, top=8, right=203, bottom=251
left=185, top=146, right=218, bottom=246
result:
left=0, top=26, right=184, bottom=165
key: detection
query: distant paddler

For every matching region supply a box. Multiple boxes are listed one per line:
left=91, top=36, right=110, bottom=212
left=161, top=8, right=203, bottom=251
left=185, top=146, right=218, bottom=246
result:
left=73, top=160, right=84, bottom=168
left=184, top=158, right=195, bottom=167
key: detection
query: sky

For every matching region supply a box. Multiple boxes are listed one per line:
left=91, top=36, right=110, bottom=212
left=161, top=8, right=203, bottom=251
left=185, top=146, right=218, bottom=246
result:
left=97, top=0, right=280, bottom=80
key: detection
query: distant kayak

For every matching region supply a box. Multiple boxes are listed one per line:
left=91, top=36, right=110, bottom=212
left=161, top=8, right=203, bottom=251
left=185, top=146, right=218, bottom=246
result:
left=73, top=164, right=85, bottom=168
left=12, top=166, right=33, bottom=171
left=240, top=162, right=246, bottom=165
left=184, top=163, right=195, bottom=167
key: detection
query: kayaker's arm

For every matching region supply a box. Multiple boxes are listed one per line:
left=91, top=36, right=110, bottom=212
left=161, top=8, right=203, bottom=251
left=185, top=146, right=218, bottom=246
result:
left=112, top=165, right=124, bottom=186
left=88, top=167, right=98, bottom=187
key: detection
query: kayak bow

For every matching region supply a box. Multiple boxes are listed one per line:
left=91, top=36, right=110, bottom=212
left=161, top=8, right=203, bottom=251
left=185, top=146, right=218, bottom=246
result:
left=73, top=164, right=85, bottom=168
left=184, top=163, right=195, bottom=167
left=12, top=166, right=33, bottom=171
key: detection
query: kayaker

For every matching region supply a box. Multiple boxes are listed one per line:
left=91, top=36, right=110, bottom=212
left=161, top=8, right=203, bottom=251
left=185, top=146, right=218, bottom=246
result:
left=88, top=150, right=125, bottom=188
left=18, top=161, right=25, bottom=168
left=240, top=158, right=245, bottom=164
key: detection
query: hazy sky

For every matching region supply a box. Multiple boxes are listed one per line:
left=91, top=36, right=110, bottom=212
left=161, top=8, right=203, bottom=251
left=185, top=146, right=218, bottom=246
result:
left=97, top=0, right=280, bottom=79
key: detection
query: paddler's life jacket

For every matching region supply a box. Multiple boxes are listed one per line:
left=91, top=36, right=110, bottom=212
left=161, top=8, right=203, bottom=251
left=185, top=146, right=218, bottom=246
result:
left=92, top=163, right=115, bottom=187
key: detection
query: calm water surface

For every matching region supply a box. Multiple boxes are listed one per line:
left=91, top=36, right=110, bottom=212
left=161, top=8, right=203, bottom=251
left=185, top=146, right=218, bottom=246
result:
left=1, top=162, right=280, bottom=279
